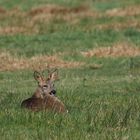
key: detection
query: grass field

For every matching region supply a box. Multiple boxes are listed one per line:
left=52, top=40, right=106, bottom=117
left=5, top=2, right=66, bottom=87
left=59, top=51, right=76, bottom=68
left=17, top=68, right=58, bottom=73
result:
left=0, top=0, right=140, bottom=139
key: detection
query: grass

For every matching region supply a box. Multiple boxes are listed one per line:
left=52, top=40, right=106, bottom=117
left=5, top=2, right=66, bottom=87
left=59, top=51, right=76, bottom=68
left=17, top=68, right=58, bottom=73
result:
left=0, top=0, right=140, bottom=139
left=1, top=67, right=140, bottom=139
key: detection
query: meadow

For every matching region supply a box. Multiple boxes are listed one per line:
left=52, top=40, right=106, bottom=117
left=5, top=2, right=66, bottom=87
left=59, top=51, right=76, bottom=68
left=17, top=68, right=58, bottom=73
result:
left=0, top=0, right=140, bottom=139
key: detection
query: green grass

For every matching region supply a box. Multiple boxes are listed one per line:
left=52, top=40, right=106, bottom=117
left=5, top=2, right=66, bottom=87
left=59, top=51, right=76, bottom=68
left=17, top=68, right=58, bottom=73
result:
left=0, top=30, right=123, bottom=57
left=1, top=66, right=140, bottom=140
left=0, top=0, right=140, bottom=10
left=94, top=0, right=140, bottom=11
left=0, top=0, right=140, bottom=139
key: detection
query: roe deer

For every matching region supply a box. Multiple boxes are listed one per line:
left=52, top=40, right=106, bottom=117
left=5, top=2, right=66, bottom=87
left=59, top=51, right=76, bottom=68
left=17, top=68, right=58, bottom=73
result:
left=21, top=69, right=67, bottom=113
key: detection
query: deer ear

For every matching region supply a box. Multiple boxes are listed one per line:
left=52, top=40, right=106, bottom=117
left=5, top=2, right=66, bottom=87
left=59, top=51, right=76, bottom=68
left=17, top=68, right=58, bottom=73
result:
left=34, top=71, right=42, bottom=82
left=49, top=69, right=59, bottom=81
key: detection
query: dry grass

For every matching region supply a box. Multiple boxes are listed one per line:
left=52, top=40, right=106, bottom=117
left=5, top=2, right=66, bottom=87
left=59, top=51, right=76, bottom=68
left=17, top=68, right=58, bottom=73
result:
left=0, top=26, right=27, bottom=35
left=97, top=18, right=140, bottom=30
left=81, top=42, right=140, bottom=58
left=29, top=4, right=89, bottom=16
left=98, top=5, right=140, bottom=30
left=105, top=5, right=140, bottom=17
left=0, top=7, right=39, bottom=35
left=0, top=5, right=100, bottom=35
left=87, top=64, right=103, bottom=69
left=0, top=7, right=6, bottom=14
left=0, top=52, right=84, bottom=71
left=29, top=4, right=100, bottom=25
left=0, top=4, right=139, bottom=35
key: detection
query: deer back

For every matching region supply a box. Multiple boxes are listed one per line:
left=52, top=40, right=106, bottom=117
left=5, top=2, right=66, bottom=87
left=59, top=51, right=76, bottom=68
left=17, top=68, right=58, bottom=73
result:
left=43, top=94, right=66, bottom=113
left=21, top=95, right=66, bottom=113
left=21, top=97, right=44, bottom=111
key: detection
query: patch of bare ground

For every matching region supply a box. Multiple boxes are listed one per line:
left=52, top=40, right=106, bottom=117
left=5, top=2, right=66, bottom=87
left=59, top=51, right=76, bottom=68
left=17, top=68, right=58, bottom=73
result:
left=81, top=42, right=140, bottom=58
left=0, top=52, right=84, bottom=71
left=105, top=5, right=140, bottom=17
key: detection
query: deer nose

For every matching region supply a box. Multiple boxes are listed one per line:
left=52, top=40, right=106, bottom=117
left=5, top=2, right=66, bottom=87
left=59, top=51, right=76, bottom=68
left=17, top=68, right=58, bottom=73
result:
left=50, top=90, right=56, bottom=95
left=43, top=85, right=48, bottom=88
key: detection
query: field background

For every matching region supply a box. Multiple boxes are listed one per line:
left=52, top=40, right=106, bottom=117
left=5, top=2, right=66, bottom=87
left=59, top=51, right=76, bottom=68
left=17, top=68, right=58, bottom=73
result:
left=0, top=0, right=140, bottom=139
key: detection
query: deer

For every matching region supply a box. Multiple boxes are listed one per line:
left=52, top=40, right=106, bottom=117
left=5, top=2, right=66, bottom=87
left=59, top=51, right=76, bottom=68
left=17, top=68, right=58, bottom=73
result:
left=21, top=69, right=68, bottom=113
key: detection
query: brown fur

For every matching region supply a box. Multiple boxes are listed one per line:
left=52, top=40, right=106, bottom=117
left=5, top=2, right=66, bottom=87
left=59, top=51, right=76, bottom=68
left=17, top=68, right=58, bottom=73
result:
left=21, top=70, right=67, bottom=113
left=21, top=94, right=66, bottom=113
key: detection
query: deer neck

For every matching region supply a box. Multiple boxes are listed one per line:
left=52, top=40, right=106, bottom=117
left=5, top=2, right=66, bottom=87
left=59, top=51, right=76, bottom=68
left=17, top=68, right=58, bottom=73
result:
left=32, top=87, right=44, bottom=98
